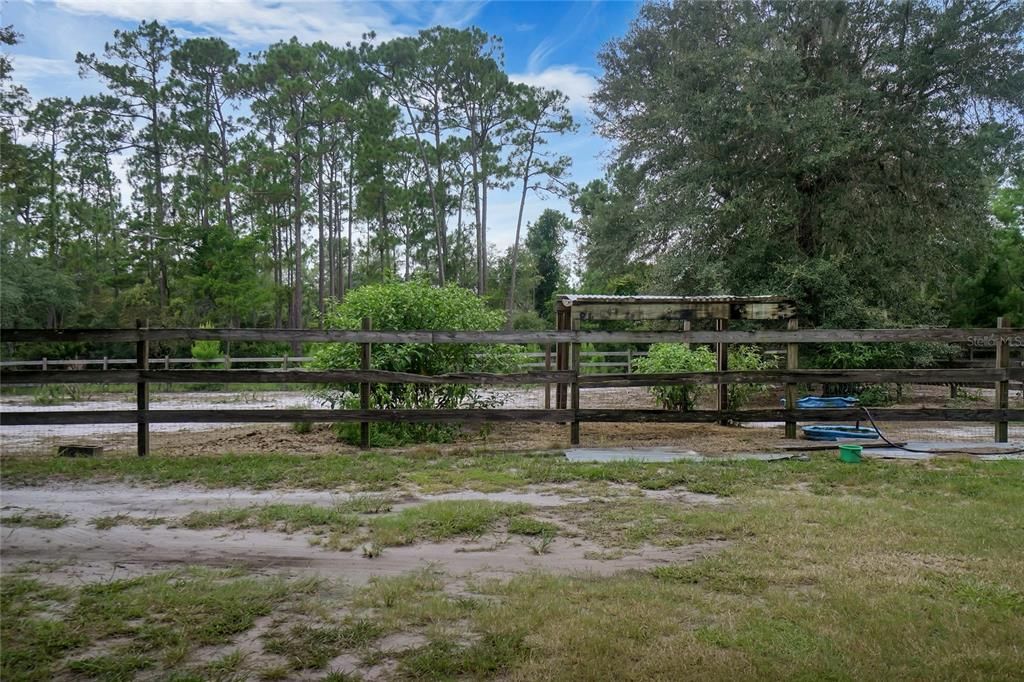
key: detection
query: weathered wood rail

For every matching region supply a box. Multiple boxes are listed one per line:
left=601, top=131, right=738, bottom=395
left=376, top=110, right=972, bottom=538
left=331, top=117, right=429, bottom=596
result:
left=2, top=323, right=1022, bottom=453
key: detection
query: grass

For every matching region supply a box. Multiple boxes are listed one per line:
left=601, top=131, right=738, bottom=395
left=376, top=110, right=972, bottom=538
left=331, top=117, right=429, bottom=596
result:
left=2, top=454, right=1024, bottom=679
left=262, top=620, right=383, bottom=670
left=90, top=514, right=165, bottom=530
left=0, top=568, right=322, bottom=681
left=179, top=503, right=361, bottom=534
left=0, top=512, right=70, bottom=529
left=368, top=500, right=529, bottom=546
left=176, top=499, right=545, bottom=550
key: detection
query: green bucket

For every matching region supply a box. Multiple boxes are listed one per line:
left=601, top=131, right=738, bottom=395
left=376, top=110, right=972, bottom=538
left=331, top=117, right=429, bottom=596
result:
left=838, top=444, right=863, bottom=463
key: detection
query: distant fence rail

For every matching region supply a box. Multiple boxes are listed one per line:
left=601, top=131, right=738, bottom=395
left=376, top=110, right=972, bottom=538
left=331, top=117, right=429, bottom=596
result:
left=0, top=350, right=653, bottom=373
left=1, top=323, right=1021, bottom=453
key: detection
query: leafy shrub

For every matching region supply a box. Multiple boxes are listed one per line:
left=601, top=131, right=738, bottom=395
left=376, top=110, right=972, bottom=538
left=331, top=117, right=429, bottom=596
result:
left=812, top=342, right=958, bottom=370
left=727, top=344, right=777, bottom=408
left=32, top=384, right=95, bottom=405
left=811, top=341, right=956, bottom=400
left=856, top=384, right=898, bottom=407
left=311, top=281, right=522, bottom=445
left=633, top=344, right=775, bottom=410
left=190, top=323, right=222, bottom=367
left=633, top=345, right=715, bottom=411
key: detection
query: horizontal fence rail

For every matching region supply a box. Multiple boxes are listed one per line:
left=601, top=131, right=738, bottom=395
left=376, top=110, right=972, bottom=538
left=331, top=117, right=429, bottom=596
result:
left=3, top=408, right=1022, bottom=427
left=1, top=323, right=1020, bottom=453
left=3, top=326, right=1023, bottom=344
left=3, top=368, right=1020, bottom=387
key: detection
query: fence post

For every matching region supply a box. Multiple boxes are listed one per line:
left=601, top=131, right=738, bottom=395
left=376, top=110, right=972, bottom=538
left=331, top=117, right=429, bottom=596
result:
left=136, top=319, right=149, bottom=457
left=41, top=357, right=47, bottom=371
left=570, top=315, right=580, bottom=446
left=283, top=354, right=289, bottom=370
left=995, top=316, right=1009, bottom=443
left=716, top=318, right=729, bottom=424
left=102, top=356, right=109, bottom=371
left=627, top=348, right=633, bottom=374
left=785, top=318, right=799, bottom=439
left=360, top=317, right=372, bottom=449
left=544, top=344, right=552, bottom=410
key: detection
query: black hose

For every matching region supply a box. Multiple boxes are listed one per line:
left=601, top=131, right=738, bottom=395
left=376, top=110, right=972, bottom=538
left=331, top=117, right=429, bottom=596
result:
left=858, top=406, right=1024, bottom=456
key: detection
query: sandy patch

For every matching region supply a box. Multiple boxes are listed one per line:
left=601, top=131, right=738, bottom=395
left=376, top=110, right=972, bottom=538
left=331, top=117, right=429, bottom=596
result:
left=1, top=482, right=727, bottom=587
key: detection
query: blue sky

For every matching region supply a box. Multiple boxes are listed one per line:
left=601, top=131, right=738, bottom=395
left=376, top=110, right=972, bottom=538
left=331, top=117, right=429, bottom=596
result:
left=2, top=0, right=640, bottom=252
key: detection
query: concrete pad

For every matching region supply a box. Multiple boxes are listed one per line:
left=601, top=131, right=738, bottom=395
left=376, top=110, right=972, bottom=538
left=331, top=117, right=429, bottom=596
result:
left=564, top=447, right=798, bottom=463
left=860, top=441, right=1024, bottom=461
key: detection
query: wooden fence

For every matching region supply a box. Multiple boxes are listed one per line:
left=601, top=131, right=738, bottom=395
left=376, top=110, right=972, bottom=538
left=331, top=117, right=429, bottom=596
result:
left=0, top=350, right=654, bottom=374
left=2, top=321, right=1022, bottom=454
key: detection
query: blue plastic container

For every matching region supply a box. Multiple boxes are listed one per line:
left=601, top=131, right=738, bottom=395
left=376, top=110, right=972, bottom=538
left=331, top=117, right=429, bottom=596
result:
left=795, top=396, right=859, bottom=409
left=802, top=425, right=880, bottom=441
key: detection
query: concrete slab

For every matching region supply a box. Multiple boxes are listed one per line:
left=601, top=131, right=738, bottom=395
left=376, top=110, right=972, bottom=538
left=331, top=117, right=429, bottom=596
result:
left=564, top=447, right=798, bottom=463
left=860, top=441, right=1024, bottom=461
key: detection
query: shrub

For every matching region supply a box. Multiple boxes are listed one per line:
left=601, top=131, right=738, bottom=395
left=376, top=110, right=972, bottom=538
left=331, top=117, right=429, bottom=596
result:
left=190, top=323, right=222, bottom=367
left=633, top=344, right=775, bottom=410
left=633, top=344, right=715, bottom=411
left=311, top=281, right=522, bottom=445
left=726, top=344, right=777, bottom=408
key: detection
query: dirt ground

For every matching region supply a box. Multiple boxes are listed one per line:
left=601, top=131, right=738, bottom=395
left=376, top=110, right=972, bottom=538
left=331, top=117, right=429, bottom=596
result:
left=0, top=481, right=726, bottom=586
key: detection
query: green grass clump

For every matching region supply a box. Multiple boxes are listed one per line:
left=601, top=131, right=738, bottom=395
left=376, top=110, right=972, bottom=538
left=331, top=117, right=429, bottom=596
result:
left=507, top=515, right=558, bottom=537
left=262, top=620, right=383, bottom=670
left=179, top=504, right=360, bottom=534
left=1, top=512, right=70, bottom=529
left=90, top=514, right=165, bottom=530
left=367, top=500, right=528, bottom=546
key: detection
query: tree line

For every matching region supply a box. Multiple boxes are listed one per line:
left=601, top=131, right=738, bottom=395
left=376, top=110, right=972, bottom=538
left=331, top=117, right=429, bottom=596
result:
left=0, top=22, right=575, bottom=333
left=3, top=1, right=1022, bottom=340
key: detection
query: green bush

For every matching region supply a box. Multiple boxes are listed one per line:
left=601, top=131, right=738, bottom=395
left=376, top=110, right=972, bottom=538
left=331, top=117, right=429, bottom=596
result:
left=633, top=344, right=775, bottom=411
left=633, top=345, right=715, bottom=411
left=311, top=281, right=522, bottom=445
left=726, top=344, right=777, bottom=408
left=190, top=323, right=222, bottom=367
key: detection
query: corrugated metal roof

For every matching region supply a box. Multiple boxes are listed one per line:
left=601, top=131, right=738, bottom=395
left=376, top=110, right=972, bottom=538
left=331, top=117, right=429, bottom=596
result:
left=557, top=294, right=791, bottom=306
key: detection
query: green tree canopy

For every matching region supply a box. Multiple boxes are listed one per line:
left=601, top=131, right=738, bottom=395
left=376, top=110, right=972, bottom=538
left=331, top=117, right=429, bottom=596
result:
left=593, top=0, right=1024, bottom=326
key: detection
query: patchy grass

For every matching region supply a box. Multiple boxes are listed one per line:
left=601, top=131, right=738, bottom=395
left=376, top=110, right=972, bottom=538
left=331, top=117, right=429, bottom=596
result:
left=90, top=514, right=166, bottom=530
left=0, top=449, right=824, bottom=494
left=175, top=500, right=544, bottom=550
left=0, top=568, right=321, bottom=681
left=3, top=456, right=1024, bottom=679
left=262, top=620, right=383, bottom=670
left=6, top=448, right=1022, bottom=501
left=368, top=500, right=528, bottom=546
left=179, top=504, right=361, bottom=534
left=0, top=512, right=70, bottom=529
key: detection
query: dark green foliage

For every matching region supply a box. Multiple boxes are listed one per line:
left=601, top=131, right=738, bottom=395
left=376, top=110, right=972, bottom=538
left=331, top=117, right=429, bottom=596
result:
left=953, top=226, right=1024, bottom=327
left=634, top=344, right=774, bottom=410
left=592, top=1, right=1024, bottom=326
left=525, top=209, right=568, bottom=321
left=312, top=281, right=521, bottom=444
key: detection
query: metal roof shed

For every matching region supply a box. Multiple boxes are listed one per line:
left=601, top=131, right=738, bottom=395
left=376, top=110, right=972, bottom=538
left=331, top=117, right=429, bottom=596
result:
left=555, top=294, right=796, bottom=322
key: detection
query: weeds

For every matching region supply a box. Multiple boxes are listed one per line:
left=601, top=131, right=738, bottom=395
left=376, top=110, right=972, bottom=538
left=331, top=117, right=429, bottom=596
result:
left=91, top=514, right=165, bottom=530
left=527, top=535, right=555, bottom=555
left=1, top=512, right=70, bottom=529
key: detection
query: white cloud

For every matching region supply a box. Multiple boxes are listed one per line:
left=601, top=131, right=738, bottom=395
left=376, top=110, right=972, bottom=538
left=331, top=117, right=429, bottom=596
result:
left=510, top=65, right=596, bottom=115
left=9, top=55, right=78, bottom=79
left=54, top=0, right=414, bottom=46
